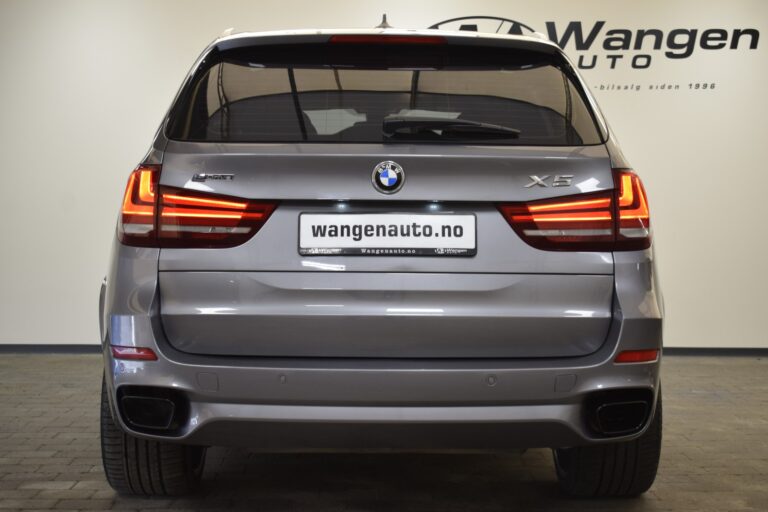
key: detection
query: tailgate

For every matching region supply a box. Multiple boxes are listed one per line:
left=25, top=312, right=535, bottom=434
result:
left=157, top=144, right=614, bottom=358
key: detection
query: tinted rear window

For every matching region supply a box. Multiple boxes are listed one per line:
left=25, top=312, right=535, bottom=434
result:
left=167, top=42, right=603, bottom=146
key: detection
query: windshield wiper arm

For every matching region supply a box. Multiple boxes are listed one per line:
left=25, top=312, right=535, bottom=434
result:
left=383, top=116, right=521, bottom=140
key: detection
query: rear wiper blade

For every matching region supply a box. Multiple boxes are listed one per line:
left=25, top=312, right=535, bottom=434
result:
left=383, top=116, right=521, bottom=140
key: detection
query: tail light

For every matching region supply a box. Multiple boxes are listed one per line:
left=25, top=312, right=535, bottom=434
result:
left=616, top=171, right=651, bottom=250
left=118, top=165, right=159, bottom=246
left=498, top=169, right=651, bottom=251
left=158, top=186, right=276, bottom=248
left=118, top=165, right=276, bottom=248
left=498, top=192, right=614, bottom=251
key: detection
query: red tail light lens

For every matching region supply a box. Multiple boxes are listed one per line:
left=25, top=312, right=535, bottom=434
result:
left=498, top=192, right=615, bottom=251
left=158, top=187, right=276, bottom=248
left=498, top=169, right=651, bottom=251
left=616, top=171, right=651, bottom=250
left=118, top=165, right=276, bottom=248
left=118, top=165, right=159, bottom=246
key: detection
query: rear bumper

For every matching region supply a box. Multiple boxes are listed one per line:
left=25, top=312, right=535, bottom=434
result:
left=104, top=338, right=661, bottom=449
left=160, top=403, right=592, bottom=450
left=100, top=243, right=663, bottom=450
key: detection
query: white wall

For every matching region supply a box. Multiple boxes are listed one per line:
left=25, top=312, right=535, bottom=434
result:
left=0, top=0, right=766, bottom=347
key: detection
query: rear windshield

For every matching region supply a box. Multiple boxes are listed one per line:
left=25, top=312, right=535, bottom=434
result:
left=167, top=41, right=603, bottom=146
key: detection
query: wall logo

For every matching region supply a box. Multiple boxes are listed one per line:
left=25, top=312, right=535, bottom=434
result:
left=430, top=16, right=760, bottom=70
left=372, top=161, right=405, bottom=194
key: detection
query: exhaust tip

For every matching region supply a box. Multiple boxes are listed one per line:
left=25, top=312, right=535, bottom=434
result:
left=595, top=401, right=648, bottom=436
left=121, top=396, right=176, bottom=430
left=585, top=388, right=653, bottom=437
left=117, top=386, right=189, bottom=435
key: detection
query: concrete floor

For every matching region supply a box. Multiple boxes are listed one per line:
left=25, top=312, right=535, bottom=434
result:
left=0, top=354, right=766, bottom=511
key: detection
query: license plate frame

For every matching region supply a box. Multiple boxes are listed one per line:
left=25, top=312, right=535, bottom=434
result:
left=298, top=213, right=477, bottom=256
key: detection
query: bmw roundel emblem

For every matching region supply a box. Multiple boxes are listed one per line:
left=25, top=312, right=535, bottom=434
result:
left=372, top=161, right=405, bottom=194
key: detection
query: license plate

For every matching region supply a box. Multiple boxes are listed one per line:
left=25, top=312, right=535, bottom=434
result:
left=299, top=213, right=476, bottom=256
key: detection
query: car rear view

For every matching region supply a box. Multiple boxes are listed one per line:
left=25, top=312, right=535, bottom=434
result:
left=99, top=28, right=663, bottom=498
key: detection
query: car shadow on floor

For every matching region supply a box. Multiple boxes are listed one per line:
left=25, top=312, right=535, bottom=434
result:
left=133, top=448, right=655, bottom=512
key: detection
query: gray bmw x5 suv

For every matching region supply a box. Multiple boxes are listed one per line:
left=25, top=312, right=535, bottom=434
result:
left=99, top=28, right=663, bottom=498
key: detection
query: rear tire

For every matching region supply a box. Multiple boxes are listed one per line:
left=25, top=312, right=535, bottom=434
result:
left=100, top=377, right=206, bottom=496
left=553, top=391, right=662, bottom=498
